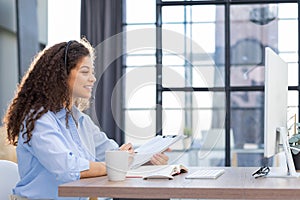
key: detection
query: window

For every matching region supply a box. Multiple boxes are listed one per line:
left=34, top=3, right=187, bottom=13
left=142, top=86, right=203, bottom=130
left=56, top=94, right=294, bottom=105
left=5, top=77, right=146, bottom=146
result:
left=123, top=0, right=299, bottom=167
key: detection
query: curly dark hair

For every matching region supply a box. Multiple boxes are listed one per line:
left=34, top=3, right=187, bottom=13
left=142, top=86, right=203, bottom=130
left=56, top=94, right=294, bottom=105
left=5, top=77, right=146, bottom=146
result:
left=2, top=38, right=95, bottom=146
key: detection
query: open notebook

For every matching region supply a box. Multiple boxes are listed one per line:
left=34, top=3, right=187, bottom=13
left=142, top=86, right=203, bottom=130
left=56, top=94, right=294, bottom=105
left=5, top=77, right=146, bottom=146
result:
left=127, top=164, right=188, bottom=179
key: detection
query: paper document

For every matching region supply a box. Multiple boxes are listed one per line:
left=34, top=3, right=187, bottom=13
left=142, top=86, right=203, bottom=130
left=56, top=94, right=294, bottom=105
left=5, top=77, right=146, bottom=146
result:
left=129, top=135, right=185, bottom=169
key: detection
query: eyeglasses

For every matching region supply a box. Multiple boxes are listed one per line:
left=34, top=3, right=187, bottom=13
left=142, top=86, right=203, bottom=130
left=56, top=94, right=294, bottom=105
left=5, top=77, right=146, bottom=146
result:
left=252, top=166, right=270, bottom=178
left=64, top=40, right=75, bottom=70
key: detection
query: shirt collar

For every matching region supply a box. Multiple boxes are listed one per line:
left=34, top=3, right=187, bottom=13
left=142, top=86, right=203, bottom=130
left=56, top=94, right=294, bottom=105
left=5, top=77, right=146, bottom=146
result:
left=71, top=106, right=84, bottom=124
left=55, top=108, right=67, bottom=120
left=54, top=106, right=84, bottom=123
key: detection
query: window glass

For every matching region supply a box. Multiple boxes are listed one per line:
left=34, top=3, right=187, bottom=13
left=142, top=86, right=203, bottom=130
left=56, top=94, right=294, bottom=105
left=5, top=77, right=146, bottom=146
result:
left=278, top=20, right=298, bottom=52
left=288, top=92, right=299, bottom=132
left=162, top=54, right=186, bottom=66
left=162, top=24, right=186, bottom=54
left=162, top=66, right=186, bottom=87
left=230, top=5, right=276, bottom=86
left=124, top=67, right=156, bottom=108
left=162, top=6, right=186, bottom=23
left=288, top=63, right=298, bottom=86
left=124, top=110, right=156, bottom=146
left=191, top=5, right=216, bottom=22
left=279, top=52, right=298, bottom=63
left=192, top=24, right=216, bottom=53
left=288, top=91, right=299, bottom=108
left=125, top=0, right=156, bottom=23
left=278, top=3, right=297, bottom=18
left=124, top=25, right=156, bottom=55
left=194, top=65, right=225, bottom=87
left=230, top=91, right=264, bottom=166
left=123, top=1, right=299, bottom=167
left=126, top=55, right=156, bottom=66
left=162, top=91, right=225, bottom=136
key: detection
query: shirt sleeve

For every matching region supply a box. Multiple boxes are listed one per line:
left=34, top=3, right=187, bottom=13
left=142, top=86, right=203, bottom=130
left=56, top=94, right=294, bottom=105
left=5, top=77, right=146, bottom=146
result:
left=27, top=113, right=90, bottom=182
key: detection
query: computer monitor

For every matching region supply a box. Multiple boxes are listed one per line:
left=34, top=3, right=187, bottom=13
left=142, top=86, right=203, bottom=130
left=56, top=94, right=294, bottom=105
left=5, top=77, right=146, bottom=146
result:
left=262, top=47, right=300, bottom=177
left=264, top=47, right=288, bottom=159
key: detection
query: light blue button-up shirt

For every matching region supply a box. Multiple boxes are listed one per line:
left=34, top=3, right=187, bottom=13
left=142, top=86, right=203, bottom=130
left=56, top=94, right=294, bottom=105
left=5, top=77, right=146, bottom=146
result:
left=14, top=107, right=118, bottom=200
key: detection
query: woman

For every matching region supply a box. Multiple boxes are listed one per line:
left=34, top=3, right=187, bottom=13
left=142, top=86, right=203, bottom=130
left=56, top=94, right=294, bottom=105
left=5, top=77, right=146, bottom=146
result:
left=3, top=38, right=168, bottom=200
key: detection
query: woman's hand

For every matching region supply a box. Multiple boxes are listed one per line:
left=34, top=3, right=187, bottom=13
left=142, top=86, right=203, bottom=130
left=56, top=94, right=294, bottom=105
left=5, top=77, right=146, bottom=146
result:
left=149, top=148, right=171, bottom=165
left=119, top=143, right=134, bottom=153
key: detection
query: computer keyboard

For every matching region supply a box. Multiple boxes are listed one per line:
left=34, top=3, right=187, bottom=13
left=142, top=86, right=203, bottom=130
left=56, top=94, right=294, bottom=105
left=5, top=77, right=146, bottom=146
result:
left=185, top=169, right=225, bottom=179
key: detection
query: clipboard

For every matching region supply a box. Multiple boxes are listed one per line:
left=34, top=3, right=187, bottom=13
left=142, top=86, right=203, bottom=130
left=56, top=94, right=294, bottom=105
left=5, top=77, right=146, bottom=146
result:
left=129, top=135, right=186, bottom=169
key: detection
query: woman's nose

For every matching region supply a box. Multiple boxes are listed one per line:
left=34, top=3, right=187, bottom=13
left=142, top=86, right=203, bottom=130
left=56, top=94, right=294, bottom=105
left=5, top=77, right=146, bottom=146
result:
left=90, top=74, right=96, bottom=82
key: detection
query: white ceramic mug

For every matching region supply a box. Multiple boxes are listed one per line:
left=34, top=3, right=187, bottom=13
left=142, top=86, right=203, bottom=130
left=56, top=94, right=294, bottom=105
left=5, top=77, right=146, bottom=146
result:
left=105, top=150, right=130, bottom=181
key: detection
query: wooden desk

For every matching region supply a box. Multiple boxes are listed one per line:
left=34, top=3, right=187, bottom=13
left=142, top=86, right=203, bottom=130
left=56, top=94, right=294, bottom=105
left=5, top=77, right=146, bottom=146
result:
left=59, top=167, right=300, bottom=199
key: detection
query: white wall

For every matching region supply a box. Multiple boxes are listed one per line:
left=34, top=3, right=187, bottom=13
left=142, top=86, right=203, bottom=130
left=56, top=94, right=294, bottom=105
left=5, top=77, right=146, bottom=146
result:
left=0, top=0, right=18, bottom=123
left=0, top=0, right=48, bottom=124
left=48, top=0, right=80, bottom=46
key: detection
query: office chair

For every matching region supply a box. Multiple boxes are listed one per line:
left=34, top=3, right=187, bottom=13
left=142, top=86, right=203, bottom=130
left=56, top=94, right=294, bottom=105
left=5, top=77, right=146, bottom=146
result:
left=0, top=126, right=17, bottom=163
left=0, top=160, right=20, bottom=200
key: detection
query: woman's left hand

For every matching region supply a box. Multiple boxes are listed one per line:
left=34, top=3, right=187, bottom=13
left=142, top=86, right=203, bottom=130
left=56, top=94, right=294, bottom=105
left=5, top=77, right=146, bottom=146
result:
left=119, top=143, right=134, bottom=154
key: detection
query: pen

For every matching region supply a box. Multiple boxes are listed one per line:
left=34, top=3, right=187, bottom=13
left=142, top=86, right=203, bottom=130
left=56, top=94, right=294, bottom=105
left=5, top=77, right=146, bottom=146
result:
left=162, top=135, right=177, bottom=138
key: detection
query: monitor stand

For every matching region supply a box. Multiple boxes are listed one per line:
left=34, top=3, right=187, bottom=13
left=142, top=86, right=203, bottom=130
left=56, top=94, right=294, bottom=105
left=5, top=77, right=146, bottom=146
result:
left=266, top=127, right=300, bottom=178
